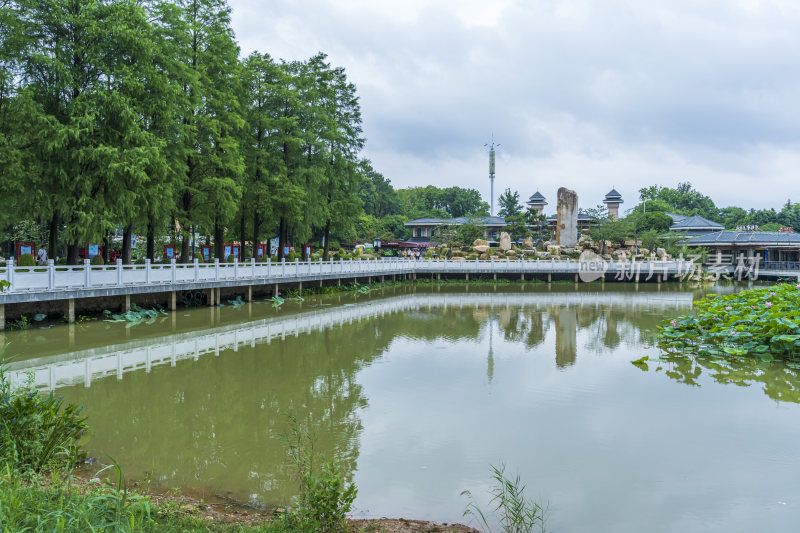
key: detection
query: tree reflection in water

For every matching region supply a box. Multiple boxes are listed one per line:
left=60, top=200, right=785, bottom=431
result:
left=638, top=353, right=800, bottom=404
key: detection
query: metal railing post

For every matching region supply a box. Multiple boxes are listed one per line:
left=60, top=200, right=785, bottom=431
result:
left=7, top=258, right=14, bottom=290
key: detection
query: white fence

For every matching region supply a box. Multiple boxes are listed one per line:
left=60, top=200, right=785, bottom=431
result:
left=0, top=257, right=693, bottom=295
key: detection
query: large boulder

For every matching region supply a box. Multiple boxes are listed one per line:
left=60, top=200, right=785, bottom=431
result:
left=473, top=244, right=490, bottom=254
left=656, top=247, right=667, bottom=258
left=499, top=232, right=512, bottom=251
left=547, top=244, right=561, bottom=255
left=473, top=239, right=490, bottom=247
left=450, top=256, right=465, bottom=261
left=535, top=251, right=551, bottom=259
left=479, top=252, right=490, bottom=260
left=522, top=236, right=534, bottom=248
left=506, top=249, right=517, bottom=256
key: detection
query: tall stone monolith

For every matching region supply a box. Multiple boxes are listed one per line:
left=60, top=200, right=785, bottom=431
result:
left=556, top=187, right=578, bottom=248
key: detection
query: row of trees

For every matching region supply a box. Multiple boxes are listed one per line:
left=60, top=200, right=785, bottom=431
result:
left=0, top=0, right=364, bottom=263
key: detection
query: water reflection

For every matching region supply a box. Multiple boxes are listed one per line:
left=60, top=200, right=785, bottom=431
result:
left=641, top=353, right=800, bottom=404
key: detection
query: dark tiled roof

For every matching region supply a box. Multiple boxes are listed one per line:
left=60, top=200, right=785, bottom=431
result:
left=604, top=189, right=623, bottom=201
left=404, top=216, right=507, bottom=227
left=666, top=212, right=687, bottom=223
left=527, top=191, right=547, bottom=203
left=669, top=215, right=724, bottom=231
left=685, top=231, right=800, bottom=246
left=546, top=214, right=594, bottom=221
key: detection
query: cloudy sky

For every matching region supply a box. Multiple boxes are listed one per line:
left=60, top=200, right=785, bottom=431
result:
left=229, top=0, right=800, bottom=212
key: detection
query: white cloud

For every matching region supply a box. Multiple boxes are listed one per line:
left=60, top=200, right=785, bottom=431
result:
left=230, top=0, right=800, bottom=210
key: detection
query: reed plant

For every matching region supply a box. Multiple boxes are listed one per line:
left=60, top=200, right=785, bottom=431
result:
left=462, top=463, right=548, bottom=533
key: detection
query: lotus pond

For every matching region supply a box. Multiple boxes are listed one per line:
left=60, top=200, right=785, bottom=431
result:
left=3, top=283, right=800, bottom=533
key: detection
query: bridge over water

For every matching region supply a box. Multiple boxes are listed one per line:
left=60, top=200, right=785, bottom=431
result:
left=0, top=257, right=694, bottom=329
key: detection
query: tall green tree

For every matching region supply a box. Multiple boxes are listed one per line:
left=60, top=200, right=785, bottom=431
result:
left=170, top=0, right=243, bottom=262
left=497, top=188, right=522, bottom=218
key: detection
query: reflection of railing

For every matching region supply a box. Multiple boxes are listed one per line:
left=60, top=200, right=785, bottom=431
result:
left=6, top=291, right=694, bottom=391
left=0, top=258, right=693, bottom=298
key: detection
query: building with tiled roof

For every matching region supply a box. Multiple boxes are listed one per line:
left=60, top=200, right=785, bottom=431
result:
left=668, top=215, right=724, bottom=236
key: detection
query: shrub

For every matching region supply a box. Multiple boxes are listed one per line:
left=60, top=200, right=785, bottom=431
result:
left=226, top=254, right=236, bottom=263
left=18, top=253, right=35, bottom=266
left=90, top=255, right=104, bottom=265
left=194, top=252, right=203, bottom=262
left=282, top=416, right=357, bottom=533
left=286, top=252, right=299, bottom=262
left=1, top=347, right=88, bottom=473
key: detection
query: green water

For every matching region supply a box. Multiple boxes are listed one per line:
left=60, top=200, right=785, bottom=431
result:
left=4, top=283, right=800, bottom=532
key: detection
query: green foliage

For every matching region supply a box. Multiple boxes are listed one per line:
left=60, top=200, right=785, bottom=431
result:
left=103, top=305, right=167, bottom=326
left=90, top=255, right=105, bottom=266
left=281, top=415, right=357, bottom=533
left=1, top=347, right=88, bottom=474
left=658, top=283, right=800, bottom=359
left=498, top=189, right=522, bottom=218
left=17, top=253, right=35, bottom=266
left=462, top=463, right=547, bottom=533
left=0, top=280, right=9, bottom=292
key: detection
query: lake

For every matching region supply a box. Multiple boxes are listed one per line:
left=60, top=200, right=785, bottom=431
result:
left=4, top=283, right=799, bottom=532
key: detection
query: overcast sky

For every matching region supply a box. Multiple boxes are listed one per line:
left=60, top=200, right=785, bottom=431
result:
left=229, top=0, right=800, bottom=212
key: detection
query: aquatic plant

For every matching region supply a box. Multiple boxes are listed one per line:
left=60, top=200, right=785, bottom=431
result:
left=462, top=463, right=547, bottom=533
left=103, top=304, right=167, bottom=326
left=0, top=280, right=9, bottom=292
left=270, top=295, right=286, bottom=308
left=658, top=283, right=800, bottom=359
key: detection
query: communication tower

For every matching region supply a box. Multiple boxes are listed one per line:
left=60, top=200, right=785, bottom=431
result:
left=484, top=135, right=501, bottom=216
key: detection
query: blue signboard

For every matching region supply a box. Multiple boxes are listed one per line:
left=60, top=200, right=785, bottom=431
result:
left=20, top=245, right=32, bottom=256
left=224, top=245, right=232, bottom=259
left=165, top=247, right=174, bottom=259
left=88, top=244, right=99, bottom=258
left=202, top=247, right=210, bottom=261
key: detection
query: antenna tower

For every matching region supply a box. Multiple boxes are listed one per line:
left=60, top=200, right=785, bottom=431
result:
left=484, top=134, right=501, bottom=216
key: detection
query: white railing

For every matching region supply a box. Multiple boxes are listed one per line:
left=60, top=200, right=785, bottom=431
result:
left=0, top=256, right=693, bottom=295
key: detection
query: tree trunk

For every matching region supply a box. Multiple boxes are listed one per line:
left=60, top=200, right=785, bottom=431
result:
left=102, top=233, right=110, bottom=263
left=122, top=224, right=132, bottom=264
left=146, top=216, right=155, bottom=261
left=278, top=217, right=286, bottom=259
left=240, top=210, right=246, bottom=259
left=252, top=211, right=260, bottom=260
left=48, top=214, right=58, bottom=263
left=323, top=219, right=331, bottom=261
left=214, top=218, right=224, bottom=261
left=67, top=243, right=79, bottom=265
